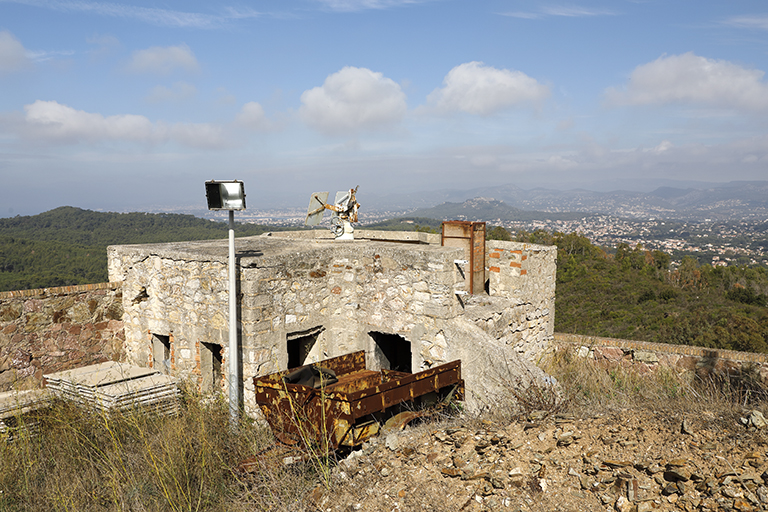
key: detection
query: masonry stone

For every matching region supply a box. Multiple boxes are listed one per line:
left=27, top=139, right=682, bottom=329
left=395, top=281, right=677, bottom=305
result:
left=107, top=231, right=557, bottom=413
left=0, top=283, right=124, bottom=390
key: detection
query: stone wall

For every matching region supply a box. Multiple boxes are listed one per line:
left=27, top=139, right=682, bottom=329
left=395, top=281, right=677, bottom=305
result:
left=480, top=240, right=557, bottom=360
left=0, top=283, right=124, bottom=390
left=108, top=232, right=558, bottom=413
left=554, top=332, right=768, bottom=382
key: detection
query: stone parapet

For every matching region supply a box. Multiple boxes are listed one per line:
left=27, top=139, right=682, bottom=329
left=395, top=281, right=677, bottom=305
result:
left=0, top=283, right=124, bottom=391
left=554, top=332, right=768, bottom=364
left=0, top=282, right=121, bottom=299
left=554, top=332, right=768, bottom=383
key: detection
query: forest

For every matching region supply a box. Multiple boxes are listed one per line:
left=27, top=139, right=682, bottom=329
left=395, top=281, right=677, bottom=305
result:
left=2, top=207, right=766, bottom=353
left=508, top=228, right=768, bottom=353
left=0, top=207, right=278, bottom=291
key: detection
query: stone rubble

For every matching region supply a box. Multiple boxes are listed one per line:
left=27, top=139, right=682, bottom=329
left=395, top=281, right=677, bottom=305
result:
left=313, top=406, right=768, bottom=511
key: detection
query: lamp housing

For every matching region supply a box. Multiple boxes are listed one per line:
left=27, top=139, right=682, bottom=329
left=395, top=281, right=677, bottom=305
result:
left=205, top=180, right=246, bottom=210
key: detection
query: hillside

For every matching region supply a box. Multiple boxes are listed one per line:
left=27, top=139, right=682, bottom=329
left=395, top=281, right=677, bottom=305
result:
left=2, top=207, right=766, bottom=354
left=0, top=207, right=280, bottom=291
left=521, top=229, right=768, bottom=353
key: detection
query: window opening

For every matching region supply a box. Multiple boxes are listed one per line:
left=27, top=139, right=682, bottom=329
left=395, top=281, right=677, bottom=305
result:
left=200, top=342, right=223, bottom=393
left=287, top=326, right=324, bottom=369
left=368, top=331, right=412, bottom=373
left=151, top=334, right=171, bottom=375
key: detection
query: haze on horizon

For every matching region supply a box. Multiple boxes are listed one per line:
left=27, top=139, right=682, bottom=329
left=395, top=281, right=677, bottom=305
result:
left=2, top=0, right=768, bottom=217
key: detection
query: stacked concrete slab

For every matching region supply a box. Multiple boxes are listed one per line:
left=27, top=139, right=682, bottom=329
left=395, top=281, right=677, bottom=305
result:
left=45, top=362, right=180, bottom=416
left=0, top=389, right=52, bottom=440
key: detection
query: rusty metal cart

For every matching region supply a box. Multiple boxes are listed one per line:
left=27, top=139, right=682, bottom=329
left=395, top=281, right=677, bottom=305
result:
left=253, top=351, right=463, bottom=449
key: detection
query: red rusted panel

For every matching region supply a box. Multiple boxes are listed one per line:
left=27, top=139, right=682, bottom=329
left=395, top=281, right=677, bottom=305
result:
left=253, top=351, right=463, bottom=449
left=441, top=220, right=486, bottom=295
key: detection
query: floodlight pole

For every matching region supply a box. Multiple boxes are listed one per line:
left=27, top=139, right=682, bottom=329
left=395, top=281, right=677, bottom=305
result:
left=228, top=209, right=239, bottom=425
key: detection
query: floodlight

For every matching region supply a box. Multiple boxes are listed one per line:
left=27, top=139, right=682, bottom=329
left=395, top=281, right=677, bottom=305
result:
left=205, top=180, right=246, bottom=210
left=204, top=179, right=246, bottom=426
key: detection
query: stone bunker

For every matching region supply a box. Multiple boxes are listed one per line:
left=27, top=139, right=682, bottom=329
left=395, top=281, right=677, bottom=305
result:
left=107, top=229, right=557, bottom=414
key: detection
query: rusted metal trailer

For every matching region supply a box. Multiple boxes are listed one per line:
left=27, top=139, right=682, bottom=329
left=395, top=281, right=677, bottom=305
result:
left=253, top=351, right=463, bottom=449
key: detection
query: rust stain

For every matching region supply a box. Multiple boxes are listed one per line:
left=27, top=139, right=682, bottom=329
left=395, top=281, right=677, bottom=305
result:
left=253, top=351, right=463, bottom=449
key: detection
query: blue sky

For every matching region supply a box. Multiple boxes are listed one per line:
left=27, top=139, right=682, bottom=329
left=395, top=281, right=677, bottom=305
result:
left=2, top=0, right=768, bottom=216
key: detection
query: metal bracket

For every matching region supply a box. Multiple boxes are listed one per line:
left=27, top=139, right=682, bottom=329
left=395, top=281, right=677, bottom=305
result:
left=454, top=260, right=467, bottom=280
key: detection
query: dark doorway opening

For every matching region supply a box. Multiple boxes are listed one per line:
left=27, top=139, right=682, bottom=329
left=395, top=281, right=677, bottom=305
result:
left=369, top=331, right=412, bottom=373
left=287, top=326, right=324, bottom=369
left=151, top=333, right=171, bottom=374
left=200, top=342, right=223, bottom=393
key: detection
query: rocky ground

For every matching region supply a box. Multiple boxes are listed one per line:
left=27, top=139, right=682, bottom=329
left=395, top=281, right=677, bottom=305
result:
left=307, top=405, right=768, bottom=512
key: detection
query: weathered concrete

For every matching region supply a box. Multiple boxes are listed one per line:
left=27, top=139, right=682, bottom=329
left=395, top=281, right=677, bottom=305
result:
left=108, top=232, right=557, bottom=413
left=0, top=283, right=124, bottom=391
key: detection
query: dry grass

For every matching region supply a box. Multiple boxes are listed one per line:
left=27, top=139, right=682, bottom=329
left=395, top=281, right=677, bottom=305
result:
left=3, top=350, right=767, bottom=511
left=0, top=388, right=318, bottom=512
left=540, top=346, right=768, bottom=425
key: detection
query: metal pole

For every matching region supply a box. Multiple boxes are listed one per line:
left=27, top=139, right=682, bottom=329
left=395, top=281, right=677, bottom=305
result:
left=228, top=209, right=239, bottom=424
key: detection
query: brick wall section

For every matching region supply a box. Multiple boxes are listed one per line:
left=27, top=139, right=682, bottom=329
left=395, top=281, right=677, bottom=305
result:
left=0, top=282, right=124, bottom=391
left=478, top=241, right=557, bottom=360
left=554, top=332, right=768, bottom=381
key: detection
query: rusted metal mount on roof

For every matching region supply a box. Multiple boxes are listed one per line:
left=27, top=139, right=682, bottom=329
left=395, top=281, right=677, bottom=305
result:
left=253, top=351, right=464, bottom=450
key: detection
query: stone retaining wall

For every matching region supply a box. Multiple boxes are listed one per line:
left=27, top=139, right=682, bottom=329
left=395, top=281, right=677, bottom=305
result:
left=0, top=283, right=124, bottom=390
left=554, top=332, right=768, bottom=381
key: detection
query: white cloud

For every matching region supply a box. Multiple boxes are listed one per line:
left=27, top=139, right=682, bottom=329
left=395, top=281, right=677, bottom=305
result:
left=235, top=101, right=271, bottom=131
left=145, top=82, right=197, bottom=103
left=0, top=30, right=32, bottom=73
left=25, top=49, right=75, bottom=62
left=126, top=44, right=199, bottom=75
left=87, top=33, right=120, bottom=59
left=24, top=100, right=155, bottom=142
left=300, top=66, right=407, bottom=134
left=427, top=61, right=550, bottom=116
left=19, top=100, right=228, bottom=148
left=0, top=0, right=259, bottom=29
left=165, top=122, right=227, bottom=149
left=215, top=87, right=237, bottom=105
left=500, top=6, right=615, bottom=19
left=722, top=15, right=768, bottom=31
left=645, top=140, right=673, bottom=154
left=605, top=52, right=768, bottom=111
left=542, top=6, right=615, bottom=17
left=314, top=0, right=424, bottom=12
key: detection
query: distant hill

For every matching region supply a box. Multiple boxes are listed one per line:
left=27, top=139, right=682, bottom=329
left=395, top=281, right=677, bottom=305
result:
left=364, top=180, right=768, bottom=220
left=0, top=207, right=282, bottom=291
left=406, top=197, right=585, bottom=223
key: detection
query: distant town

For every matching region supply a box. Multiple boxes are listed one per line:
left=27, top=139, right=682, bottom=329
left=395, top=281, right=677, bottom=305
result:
left=193, top=206, right=768, bottom=269
left=142, top=180, right=768, bottom=269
